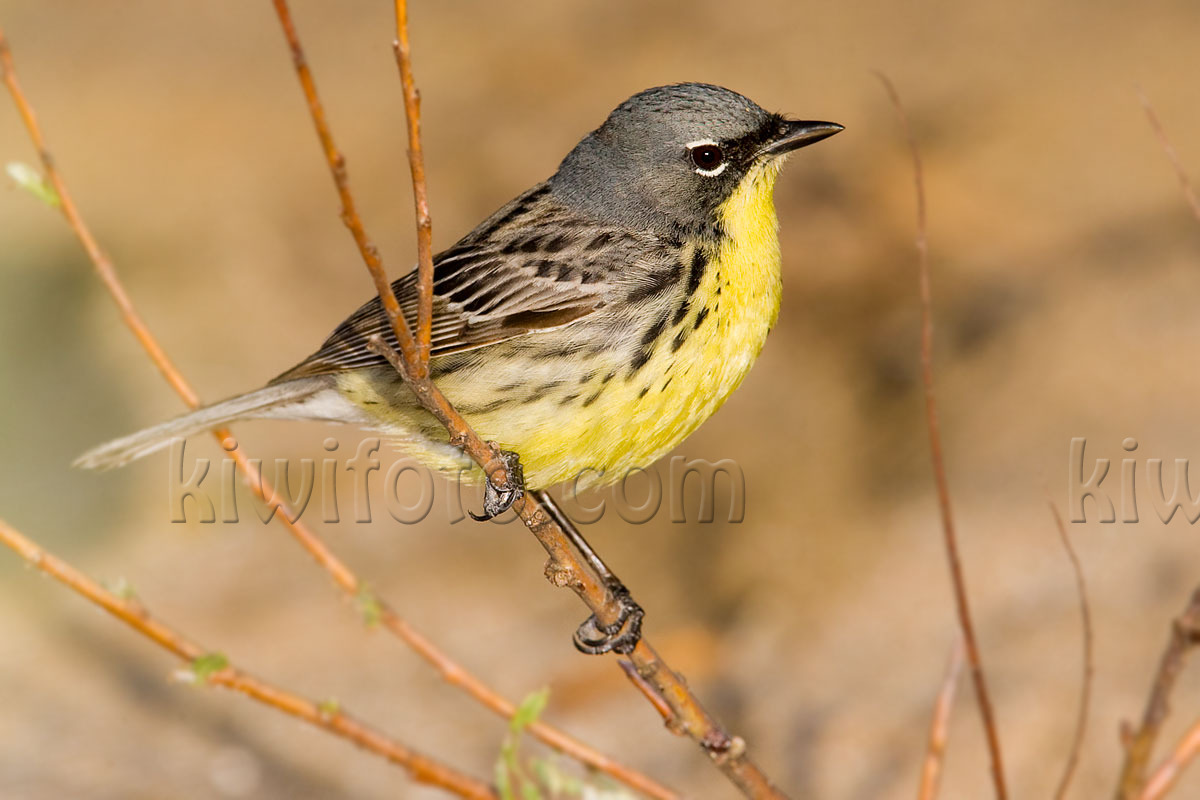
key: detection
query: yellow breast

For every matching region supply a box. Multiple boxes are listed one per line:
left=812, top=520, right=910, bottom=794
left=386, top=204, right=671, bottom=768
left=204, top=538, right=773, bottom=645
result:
left=498, top=161, right=785, bottom=487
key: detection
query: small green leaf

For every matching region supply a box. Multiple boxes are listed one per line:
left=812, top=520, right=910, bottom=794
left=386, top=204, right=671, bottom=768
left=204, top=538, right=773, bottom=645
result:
left=317, top=698, right=340, bottom=717
left=356, top=585, right=382, bottom=627
left=6, top=161, right=59, bottom=207
left=509, top=687, right=550, bottom=734
left=188, top=652, right=229, bottom=682
left=493, top=687, right=552, bottom=800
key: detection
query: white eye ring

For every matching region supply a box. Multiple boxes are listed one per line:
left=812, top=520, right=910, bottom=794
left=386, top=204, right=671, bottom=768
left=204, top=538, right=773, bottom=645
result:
left=686, top=139, right=728, bottom=177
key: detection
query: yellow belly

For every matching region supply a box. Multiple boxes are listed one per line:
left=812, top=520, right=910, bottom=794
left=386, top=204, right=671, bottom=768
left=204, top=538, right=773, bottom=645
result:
left=338, top=162, right=785, bottom=489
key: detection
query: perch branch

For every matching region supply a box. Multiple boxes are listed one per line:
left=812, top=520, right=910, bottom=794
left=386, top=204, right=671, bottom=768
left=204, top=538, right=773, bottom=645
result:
left=618, top=659, right=680, bottom=730
left=0, top=517, right=495, bottom=800
left=272, top=1, right=786, bottom=796
left=0, top=23, right=673, bottom=800
left=875, top=71, right=1008, bottom=800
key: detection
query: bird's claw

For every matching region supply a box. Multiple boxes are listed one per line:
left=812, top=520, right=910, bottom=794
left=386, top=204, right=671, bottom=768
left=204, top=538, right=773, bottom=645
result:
left=572, top=586, right=644, bottom=655
left=469, top=448, right=525, bottom=521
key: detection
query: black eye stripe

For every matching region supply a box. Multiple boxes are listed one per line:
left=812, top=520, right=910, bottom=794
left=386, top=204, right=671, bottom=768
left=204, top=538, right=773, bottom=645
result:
left=687, top=115, right=787, bottom=171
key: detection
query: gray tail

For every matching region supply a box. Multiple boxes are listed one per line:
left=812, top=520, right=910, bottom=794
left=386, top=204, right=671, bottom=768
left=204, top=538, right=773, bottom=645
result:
left=75, top=377, right=352, bottom=470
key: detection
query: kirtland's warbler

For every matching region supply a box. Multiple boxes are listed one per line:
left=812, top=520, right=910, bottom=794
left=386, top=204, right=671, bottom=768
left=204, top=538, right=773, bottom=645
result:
left=78, top=84, right=842, bottom=489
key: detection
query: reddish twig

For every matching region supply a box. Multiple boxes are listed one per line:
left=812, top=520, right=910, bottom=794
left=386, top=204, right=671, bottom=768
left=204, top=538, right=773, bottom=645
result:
left=1114, top=588, right=1200, bottom=800
left=1140, top=719, right=1200, bottom=800
left=1049, top=501, right=1094, bottom=800
left=269, top=0, right=422, bottom=376
left=0, top=517, right=495, bottom=800
left=918, top=638, right=964, bottom=800
left=0, top=23, right=674, bottom=800
left=1138, top=87, right=1200, bottom=225
left=392, top=0, right=434, bottom=367
left=0, top=31, right=198, bottom=407
left=618, top=659, right=679, bottom=731
left=875, top=71, right=1008, bottom=800
left=276, top=2, right=785, bottom=795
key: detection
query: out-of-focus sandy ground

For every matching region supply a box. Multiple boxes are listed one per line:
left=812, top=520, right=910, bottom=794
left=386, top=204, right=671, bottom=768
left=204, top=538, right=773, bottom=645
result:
left=2, top=1, right=1200, bottom=798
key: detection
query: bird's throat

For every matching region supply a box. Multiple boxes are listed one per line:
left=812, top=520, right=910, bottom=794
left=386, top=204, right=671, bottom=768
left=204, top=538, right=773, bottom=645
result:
left=711, top=160, right=785, bottom=334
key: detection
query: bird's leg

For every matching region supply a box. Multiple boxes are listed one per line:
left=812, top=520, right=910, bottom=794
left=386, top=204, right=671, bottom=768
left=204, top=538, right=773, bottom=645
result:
left=469, top=448, right=525, bottom=521
left=534, top=490, right=644, bottom=655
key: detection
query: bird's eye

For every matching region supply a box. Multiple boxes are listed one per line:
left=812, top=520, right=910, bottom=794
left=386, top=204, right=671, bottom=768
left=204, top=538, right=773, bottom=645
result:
left=689, top=143, right=725, bottom=175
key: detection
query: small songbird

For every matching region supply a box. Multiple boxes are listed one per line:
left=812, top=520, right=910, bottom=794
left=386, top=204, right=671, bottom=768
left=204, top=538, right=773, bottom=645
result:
left=78, top=84, right=842, bottom=492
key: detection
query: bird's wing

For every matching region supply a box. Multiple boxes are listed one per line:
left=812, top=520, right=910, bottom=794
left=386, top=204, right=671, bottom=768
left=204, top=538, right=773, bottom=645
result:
left=272, top=184, right=638, bottom=383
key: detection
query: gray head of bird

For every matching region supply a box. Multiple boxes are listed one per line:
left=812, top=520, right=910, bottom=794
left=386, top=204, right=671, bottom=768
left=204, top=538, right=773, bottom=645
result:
left=550, top=82, right=842, bottom=238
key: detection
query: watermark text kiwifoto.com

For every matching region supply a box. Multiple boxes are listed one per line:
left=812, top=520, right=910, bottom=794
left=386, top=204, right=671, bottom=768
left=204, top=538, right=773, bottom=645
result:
left=167, top=437, right=745, bottom=526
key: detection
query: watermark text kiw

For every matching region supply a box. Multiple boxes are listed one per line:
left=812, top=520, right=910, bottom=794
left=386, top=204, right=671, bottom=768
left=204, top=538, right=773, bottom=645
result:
left=1070, top=437, right=1200, bottom=524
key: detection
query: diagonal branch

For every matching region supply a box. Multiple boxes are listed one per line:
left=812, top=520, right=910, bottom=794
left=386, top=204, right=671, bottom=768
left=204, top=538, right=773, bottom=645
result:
left=0, top=23, right=674, bottom=800
left=1140, top=719, right=1200, bottom=800
left=0, top=517, right=496, bottom=800
left=875, top=71, right=1008, bottom=800
left=271, top=1, right=788, bottom=796
left=1114, top=587, right=1200, bottom=800
left=0, top=31, right=198, bottom=406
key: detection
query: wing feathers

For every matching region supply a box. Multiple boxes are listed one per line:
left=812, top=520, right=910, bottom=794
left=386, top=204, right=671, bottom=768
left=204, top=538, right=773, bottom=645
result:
left=272, top=184, right=624, bottom=384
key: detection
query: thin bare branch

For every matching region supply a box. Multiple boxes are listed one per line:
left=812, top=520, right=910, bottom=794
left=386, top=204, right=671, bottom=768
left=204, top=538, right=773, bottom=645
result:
left=268, top=0, right=422, bottom=375
left=0, top=517, right=495, bottom=800
left=0, top=30, right=198, bottom=407
left=1115, top=587, right=1200, bottom=800
left=1137, top=87, right=1200, bottom=225
left=875, top=71, right=1008, bottom=800
left=1140, top=719, right=1200, bottom=800
left=0, top=24, right=674, bottom=800
left=1049, top=501, right=1094, bottom=800
left=918, top=638, right=964, bottom=800
left=618, top=659, right=680, bottom=732
left=392, top=0, right=434, bottom=367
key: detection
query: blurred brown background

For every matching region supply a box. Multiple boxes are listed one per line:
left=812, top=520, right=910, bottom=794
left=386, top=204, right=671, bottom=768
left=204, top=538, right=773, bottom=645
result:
left=3, top=1, right=1200, bottom=798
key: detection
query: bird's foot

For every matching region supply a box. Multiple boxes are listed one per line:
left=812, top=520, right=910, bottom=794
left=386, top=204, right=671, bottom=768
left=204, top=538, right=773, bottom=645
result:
left=572, top=584, right=644, bottom=655
left=469, top=448, right=525, bottom=521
